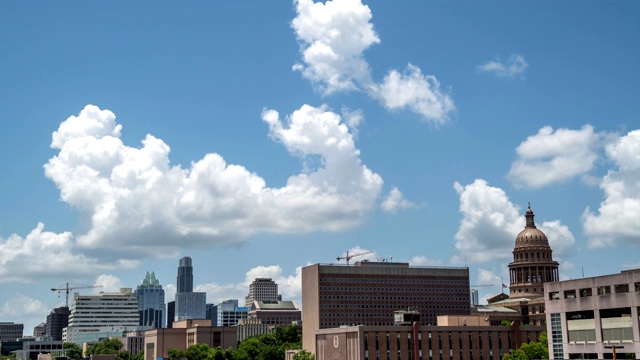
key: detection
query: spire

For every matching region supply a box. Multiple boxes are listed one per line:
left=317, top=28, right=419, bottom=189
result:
left=525, top=202, right=536, bottom=229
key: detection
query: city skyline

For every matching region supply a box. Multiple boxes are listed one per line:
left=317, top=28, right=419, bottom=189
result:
left=1, top=1, right=639, bottom=334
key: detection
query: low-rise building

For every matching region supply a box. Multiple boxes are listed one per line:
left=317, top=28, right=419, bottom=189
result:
left=0, top=322, right=24, bottom=342
left=544, top=268, right=640, bottom=359
left=143, top=320, right=236, bottom=360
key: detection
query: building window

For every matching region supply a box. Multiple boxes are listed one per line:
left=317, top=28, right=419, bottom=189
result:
left=580, top=288, right=592, bottom=297
left=614, top=284, right=629, bottom=294
left=597, top=286, right=611, bottom=296
left=550, top=313, right=564, bottom=359
left=549, top=292, right=559, bottom=300
left=564, top=290, right=576, bottom=299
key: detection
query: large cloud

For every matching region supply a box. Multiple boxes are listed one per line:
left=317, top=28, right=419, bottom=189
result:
left=44, top=105, right=383, bottom=256
left=583, top=129, right=640, bottom=247
left=507, top=125, right=612, bottom=188
left=453, top=179, right=574, bottom=264
left=0, top=223, right=136, bottom=283
left=292, top=0, right=454, bottom=123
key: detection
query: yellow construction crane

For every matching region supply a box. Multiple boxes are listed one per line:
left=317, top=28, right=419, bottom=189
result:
left=337, top=250, right=373, bottom=266
left=51, top=283, right=103, bottom=307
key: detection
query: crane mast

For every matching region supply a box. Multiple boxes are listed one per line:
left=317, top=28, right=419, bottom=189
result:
left=336, top=250, right=373, bottom=266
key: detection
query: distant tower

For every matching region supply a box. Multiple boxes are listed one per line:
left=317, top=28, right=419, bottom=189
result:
left=245, top=278, right=278, bottom=307
left=470, top=289, right=479, bottom=306
left=45, top=306, right=70, bottom=341
left=508, top=203, right=559, bottom=298
left=177, top=257, right=193, bottom=293
left=135, top=271, right=166, bottom=328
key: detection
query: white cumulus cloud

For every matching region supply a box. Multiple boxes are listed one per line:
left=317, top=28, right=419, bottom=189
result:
left=0, top=223, right=137, bottom=283
left=381, top=187, right=416, bottom=213
left=44, top=104, right=383, bottom=257
left=452, top=179, right=574, bottom=264
left=477, top=54, right=529, bottom=78
left=583, top=129, right=640, bottom=247
left=94, top=274, right=125, bottom=293
left=292, top=0, right=454, bottom=123
left=409, top=255, right=443, bottom=266
left=507, top=125, right=613, bottom=188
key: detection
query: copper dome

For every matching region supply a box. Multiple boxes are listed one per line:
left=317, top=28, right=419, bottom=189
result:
left=514, top=204, right=550, bottom=248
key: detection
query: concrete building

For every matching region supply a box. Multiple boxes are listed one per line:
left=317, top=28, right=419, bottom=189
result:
left=312, top=323, right=545, bottom=360
left=142, top=320, right=236, bottom=360
left=301, top=261, right=470, bottom=354
left=544, top=268, right=640, bottom=359
left=45, top=306, right=69, bottom=341
left=245, top=278, right=279, bottom=307
left=32, top=324, right=46, bottom=338
left=135, top=271, right=166, bottom=328
left=0, top=322, right=24, bottom=341
left=487, top=204, right=557, bottom=326
left=64, top=288, right=143, bottom=345
left=13, top=339, right=64, bottom=360
left=216, top=300, right=248, bottom=327
left=174, top=257, right=206, bottom=321
left=236, top=318, right=274, bottom=342
left=247, top=300, right=301, bottom=326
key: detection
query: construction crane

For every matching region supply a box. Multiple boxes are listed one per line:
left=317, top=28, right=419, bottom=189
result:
left=337, top=250, right=373, bottom=266
left=51, top=283, right=103, bottom=307
left=470, top=284, right=494, bottom=287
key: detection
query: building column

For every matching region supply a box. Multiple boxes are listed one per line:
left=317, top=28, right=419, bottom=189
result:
left=594, top=308, right=603, bottom=359
left=631, top=306, right=640, bottom=359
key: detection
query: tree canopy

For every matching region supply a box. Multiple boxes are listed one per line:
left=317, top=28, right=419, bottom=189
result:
left=503, top=331, right=549, bottom=360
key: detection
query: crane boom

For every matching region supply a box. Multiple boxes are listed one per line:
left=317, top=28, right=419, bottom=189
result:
left=51, top=283, right=104, bottom=307
left=337, top=250, right=373, bottom=266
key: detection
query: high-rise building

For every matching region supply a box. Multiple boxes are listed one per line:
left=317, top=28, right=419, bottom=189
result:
left=167, top=301, right=175, bottom=328
left=206, top=304, right=218, bottom=326
left=216, top=300, right=248, bottom=327
left=470, top=289, right=479, bottom=306
left=177, top=257, right=193, bottom=293
left=175, top=293, right=206, bottom=321
left=245, top=278, right=279, bottom=307
left=174, top=256, right=206, bottom=321
left=135, top=271, right=166, bottom=328
left=301, top=261, right=470, bottom=354
left=0, top=322, right=23, bottom=341
left=45, top=306, right=69, bottom=341
left=64, top=288, right=142, bottom=345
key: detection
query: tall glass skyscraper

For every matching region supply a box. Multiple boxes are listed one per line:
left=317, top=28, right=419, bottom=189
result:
left=135, top=271, right=166, bottom=328
left=177, top=256, right=193, bottom=293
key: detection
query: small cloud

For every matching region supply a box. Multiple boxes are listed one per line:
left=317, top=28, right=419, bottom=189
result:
left=478, top=54, right=528, bottom=78
left=409, top=255, right=443, bottom=266
left=381, top=187, right=416, bottom=213
left=94, top=274, right=124, bottom=293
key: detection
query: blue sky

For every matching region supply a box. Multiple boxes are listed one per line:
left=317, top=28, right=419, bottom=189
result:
left=1, top=1, right=639, bottom=333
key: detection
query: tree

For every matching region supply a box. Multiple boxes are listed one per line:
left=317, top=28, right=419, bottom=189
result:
left=88, top=338, right=124, bottom=355
left=502, top=331, right=549, bottom=360
left=292, top=350, right=315, bottom=360
left=64, top=342, right=83, bottom=360
left=168, top=348, right=187, bottom=360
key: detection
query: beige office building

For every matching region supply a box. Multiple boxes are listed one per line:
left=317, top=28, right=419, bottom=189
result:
left=545, top=269, right=640, bottom=359
left=143, top=320, right=236, bottom=360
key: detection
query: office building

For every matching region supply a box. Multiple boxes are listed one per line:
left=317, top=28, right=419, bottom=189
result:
left=177, top=257, right=193, bottom=293
left=0, top=322, right=23, bottom=341
left=174, top=256, right=206, bottom=321
left=216, top=300, right=248, bottom=327
left=301, top=261, right=470, bottom=354
left=175, top=293, right=206, bottom=321
left=32, top=323, right=46, bottom=337
left=245, top=278, right=279, bottom=307
left=205, top=304, right=217, bottom=326
left=64, top=288, right=142, bottom=345
left=545, top=268, right=640, bottom=359
left=45, top=306, right=69, bottom=341
left=143, top=320, right=236, bottom=360
left=313, top=323, right=545, bottom=360
left=167, top=301, right=175, bottom=328
left=470, top=289, right=479, bottom=306
left=135, top=271, right=166, bottom=328
left=247, top=300, right=301, bottom=326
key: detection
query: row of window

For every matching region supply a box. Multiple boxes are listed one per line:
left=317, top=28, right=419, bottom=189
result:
left=549, top=282, right=640, bottom=300
left=320, top=303, right=467, bottom=310
left=320, top=286, right=465, bottom=293
left=320, top=277, right=468, bottom=285
left=320, top=295, right=469, bottom=302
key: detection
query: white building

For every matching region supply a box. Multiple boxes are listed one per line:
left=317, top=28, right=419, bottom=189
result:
left=245, top=278, right=279, bottom=307
left=545, top=269, right=640, bottom=359
left=216, top=299, right=248, bottom=327
left=63, top=288, right=145, bottom=345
